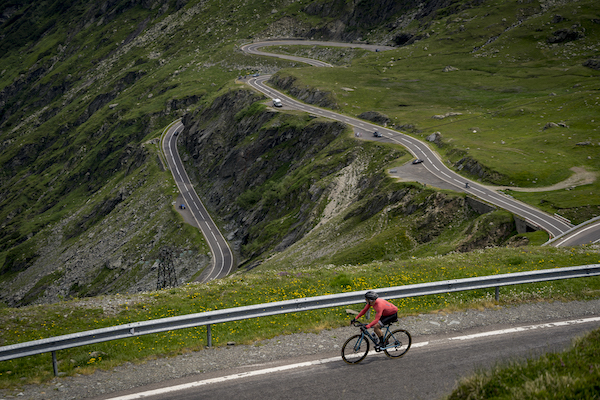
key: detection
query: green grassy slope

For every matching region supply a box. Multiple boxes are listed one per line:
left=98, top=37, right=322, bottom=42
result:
left=0, top=0, right=314, bottom=304
left=0, top=245, right=598, bottom=389
left=446, top=326, right=600, bottom=399
left=267, top=0, right=600, bottom=223
left=0, top=0, right=598, bottom=301
left=0, top=0, right=599, bottom=391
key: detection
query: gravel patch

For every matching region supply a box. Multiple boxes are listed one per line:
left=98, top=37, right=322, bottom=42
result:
left=2, top=299, right=599, bottom=400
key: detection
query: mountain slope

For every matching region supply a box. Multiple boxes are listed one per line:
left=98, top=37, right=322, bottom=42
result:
left=1, top=0, right=597, bottom=306
left=0, top=0, right=445, bottom=305
left=264, top=0, right=600, bottom=222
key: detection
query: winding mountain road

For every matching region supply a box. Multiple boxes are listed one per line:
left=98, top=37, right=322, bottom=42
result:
left=161, top=40, right=598, bottom=284
left=44, top=40, right=598, bottom=400
left=161, top=120, right=234, bottom=282
left=240, top=40, right=395, bottom=67
left=240, top=40, right=599, bottom=246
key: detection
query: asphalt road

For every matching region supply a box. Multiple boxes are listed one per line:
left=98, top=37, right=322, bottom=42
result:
left=240, top=40, right=395, bottom=67
left=159, top=39, right=597, bottom=283
left=95, top=316, right=600, bottom=400
left=245, top=74, right=572, bottom=239
left=240, top=40, right=598, bottom=246
left=161, top=120, right=234, bottom=282
left=548, top=218, right=600, bottom=247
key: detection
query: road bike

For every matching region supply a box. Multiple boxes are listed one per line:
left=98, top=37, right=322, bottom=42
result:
left=341, top=320, right=411, bottom=364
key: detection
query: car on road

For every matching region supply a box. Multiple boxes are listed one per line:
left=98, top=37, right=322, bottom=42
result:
left=412, top=159, right=423, bottom=164
left=373, top=131, right=382, bottom=137
left=273, top=98, right=283, bottom=107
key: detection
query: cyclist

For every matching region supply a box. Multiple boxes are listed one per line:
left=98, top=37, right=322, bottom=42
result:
left=351, top=291, right=398, bottom=348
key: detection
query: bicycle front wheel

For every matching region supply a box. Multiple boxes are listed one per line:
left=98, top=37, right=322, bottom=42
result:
left=384, top=329, right=411, bottom=358
left=341, top=334, right=369, bottom=364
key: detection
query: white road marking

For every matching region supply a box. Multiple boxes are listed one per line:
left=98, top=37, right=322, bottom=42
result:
left=554, top=221, right=600, bottom=247
left=448, top=316, right=600, bottom=341
left=105, top=356, right=341, bottom=400
left=104, top=317, right=600, bottom=399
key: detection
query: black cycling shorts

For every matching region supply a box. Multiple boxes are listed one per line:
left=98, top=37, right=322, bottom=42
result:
left=378, top=313, right=398, bottom=327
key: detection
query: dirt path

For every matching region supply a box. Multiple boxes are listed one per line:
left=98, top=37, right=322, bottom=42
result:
left=486, top=167, right=597, bottom=192
left=390, top=164, right=596, bottom=194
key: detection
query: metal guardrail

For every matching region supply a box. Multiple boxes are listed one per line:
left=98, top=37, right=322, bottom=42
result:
left=1, top=265, right=599, bottom=374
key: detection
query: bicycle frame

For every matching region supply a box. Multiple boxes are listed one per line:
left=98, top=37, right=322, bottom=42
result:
left=357, top=324, right=393, bottom=349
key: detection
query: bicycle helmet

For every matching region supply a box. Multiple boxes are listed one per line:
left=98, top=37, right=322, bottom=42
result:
left=364, top=291, right=378, bottom=301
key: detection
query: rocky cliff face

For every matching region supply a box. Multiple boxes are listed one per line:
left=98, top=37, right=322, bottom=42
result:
left=257, top=0, right=455, bottom=45
left=0, top=0, right=529, bottom=306
left=267, top=74, right=339, bottom=110
left=180, top=89, right=350, bottom=262
left=300, top=0, right=434, bottom=43
left=179, top=89, right=519, bottom=268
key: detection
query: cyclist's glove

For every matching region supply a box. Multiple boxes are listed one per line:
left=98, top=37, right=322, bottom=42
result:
left=350, top=318, right=357, bottom=325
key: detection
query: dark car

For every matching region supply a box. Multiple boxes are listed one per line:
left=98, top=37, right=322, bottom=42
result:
left=412, top=159, right=424, bottom=164
left=373, top=131, right=382, bottom=138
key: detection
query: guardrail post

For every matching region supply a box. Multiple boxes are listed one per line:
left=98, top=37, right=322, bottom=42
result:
left=52, top=351, right=58, bottom=376
left=207, top=324, right=212, bottom=348
left=495, top=286, right=500, bottom=302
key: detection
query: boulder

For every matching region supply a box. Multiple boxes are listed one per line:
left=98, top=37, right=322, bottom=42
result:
left=583, top=59, right=600, bottom=71
left=443, top=66, right=459, bottom=72
left=357, top=111, right=390, bottom=125
left=547, top=29, right=583, bottom=44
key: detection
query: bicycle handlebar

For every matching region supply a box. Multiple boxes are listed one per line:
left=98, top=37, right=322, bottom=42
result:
left=351, top=320, right=368, bottom=330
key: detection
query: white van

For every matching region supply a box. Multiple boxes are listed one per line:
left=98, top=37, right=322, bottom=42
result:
left=273, top=98, right=283, bottom=107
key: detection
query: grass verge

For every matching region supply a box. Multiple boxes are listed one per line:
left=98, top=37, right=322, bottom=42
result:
left=1, top=245, right=599, bottom=389
left=445, top=327, right=600, bottom=399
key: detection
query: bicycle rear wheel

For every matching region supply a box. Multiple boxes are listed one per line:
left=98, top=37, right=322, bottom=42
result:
left=383, top=329, right=411, bottom=358
left=341, top=334, right=370, bottom=364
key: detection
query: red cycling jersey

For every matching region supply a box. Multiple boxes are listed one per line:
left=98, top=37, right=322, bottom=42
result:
left=356, top=298, right=398, bottom=329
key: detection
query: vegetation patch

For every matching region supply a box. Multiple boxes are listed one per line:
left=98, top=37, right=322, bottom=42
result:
left=446, top=327, right=600, bottom=400
left=1, top=0, right=599, bottom=393
left=0, top=246, right=598, bottom=389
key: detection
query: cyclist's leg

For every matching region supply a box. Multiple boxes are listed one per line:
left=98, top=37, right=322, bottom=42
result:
left=372, top=322, right=386, bottom=346
left=373, top=322, right=383, bottom=338
left=378, top=314, right=398, bottom=347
